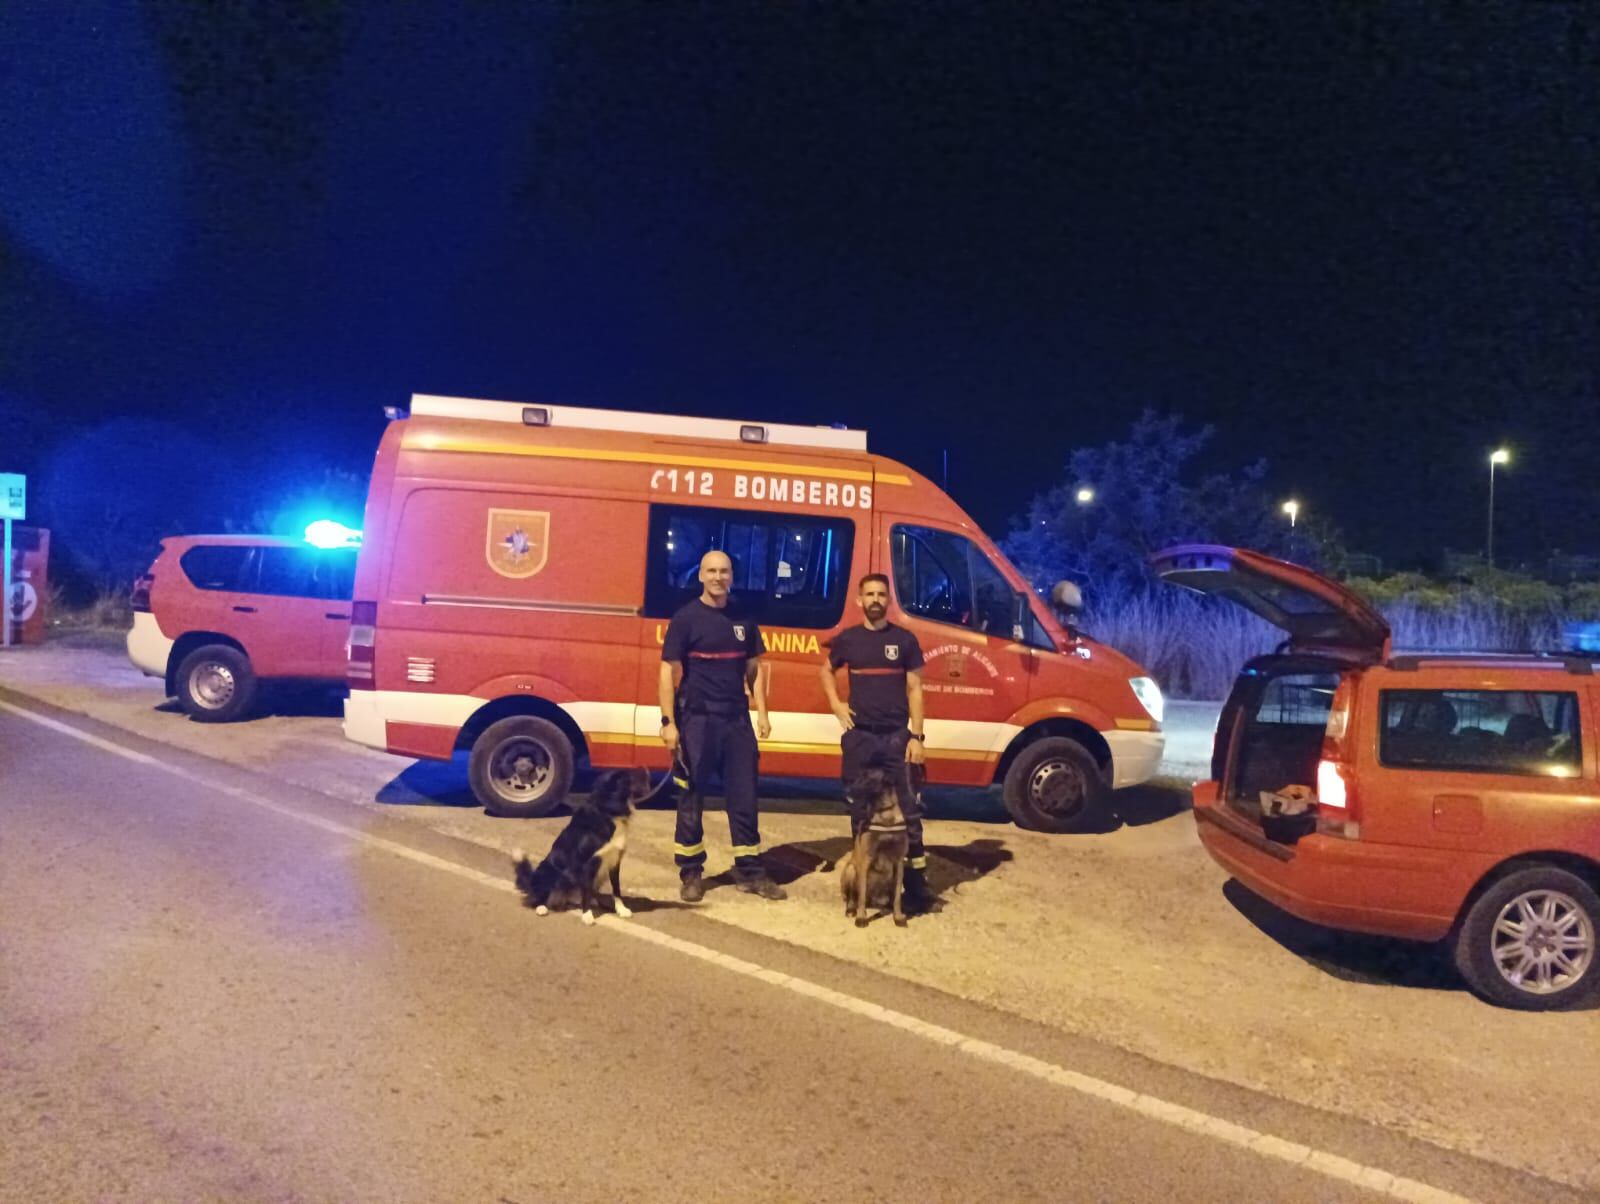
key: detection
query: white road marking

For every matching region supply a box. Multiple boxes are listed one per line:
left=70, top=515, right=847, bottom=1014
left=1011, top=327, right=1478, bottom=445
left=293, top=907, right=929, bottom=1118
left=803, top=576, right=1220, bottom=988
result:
left=0, top=698, right=1477, bottom=1204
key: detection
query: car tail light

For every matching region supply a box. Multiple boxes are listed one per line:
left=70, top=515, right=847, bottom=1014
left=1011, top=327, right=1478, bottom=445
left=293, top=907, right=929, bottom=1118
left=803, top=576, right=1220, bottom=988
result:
left=347, top=600, right=377, bottom=688
left=1316, top=759, right=1347, bottom=809
left=1315, top=758, right=1360, bottom=839
left=1311, top=674, right=1360, bottom=837
left=130, top=573, right=154, bottom=613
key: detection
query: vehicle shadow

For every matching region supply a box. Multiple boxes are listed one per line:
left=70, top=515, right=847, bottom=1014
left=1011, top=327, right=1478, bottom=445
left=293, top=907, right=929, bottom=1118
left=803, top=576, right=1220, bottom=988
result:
left=1098, top=779, right=1193, bottom=832
left=376, top=754, right=480, bottom=808
left=258, top=685, right=347, bottom=718
left=1222, top=879, right=1462, bottom=992
left=154, top=685, right=346, bottom=722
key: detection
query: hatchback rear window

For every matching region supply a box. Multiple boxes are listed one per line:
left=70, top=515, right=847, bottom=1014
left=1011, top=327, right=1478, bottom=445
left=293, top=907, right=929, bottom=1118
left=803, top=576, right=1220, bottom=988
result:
left=1380, top=689, right=1582, bottom=776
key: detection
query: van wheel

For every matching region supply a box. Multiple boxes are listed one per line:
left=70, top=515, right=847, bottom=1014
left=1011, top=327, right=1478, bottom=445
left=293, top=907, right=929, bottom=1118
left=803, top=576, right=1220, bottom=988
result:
left=1001, top=737, right=1106, bottom=833
left=176, top=645, right=258, bottom=723
left=469, top=716, right=575, bottom=818
left=1453, top=866, right=1600, bottom=1010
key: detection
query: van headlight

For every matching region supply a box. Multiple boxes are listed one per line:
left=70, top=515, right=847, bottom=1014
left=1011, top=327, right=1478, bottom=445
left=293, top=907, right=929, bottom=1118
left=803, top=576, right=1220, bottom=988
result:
left=1129, top=676, right=1164, bottom=724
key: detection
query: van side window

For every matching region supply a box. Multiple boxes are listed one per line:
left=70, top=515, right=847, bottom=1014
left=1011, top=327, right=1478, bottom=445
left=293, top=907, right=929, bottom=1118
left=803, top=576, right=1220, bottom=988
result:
left=1380, top=689, right=1582, bottom=776
left=180, top=545, right=256, bottom=592
left=643, top=504, right=854, bottom=629
left=892, top=524, right=1042, bottom=643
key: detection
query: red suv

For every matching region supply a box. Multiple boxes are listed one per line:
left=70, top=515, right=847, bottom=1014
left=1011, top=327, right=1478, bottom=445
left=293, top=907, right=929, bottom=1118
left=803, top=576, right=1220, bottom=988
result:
left=128, top=535, right=357, bottom=721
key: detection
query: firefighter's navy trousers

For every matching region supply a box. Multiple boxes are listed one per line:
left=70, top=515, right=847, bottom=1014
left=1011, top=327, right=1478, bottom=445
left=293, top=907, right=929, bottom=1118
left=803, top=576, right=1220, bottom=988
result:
left=674, top=709, right=763, bottom=879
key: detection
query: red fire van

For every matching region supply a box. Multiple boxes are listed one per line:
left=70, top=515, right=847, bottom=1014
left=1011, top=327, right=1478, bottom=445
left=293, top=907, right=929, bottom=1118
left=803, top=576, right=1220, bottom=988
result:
left=343, top=396, right=1165, bottom=827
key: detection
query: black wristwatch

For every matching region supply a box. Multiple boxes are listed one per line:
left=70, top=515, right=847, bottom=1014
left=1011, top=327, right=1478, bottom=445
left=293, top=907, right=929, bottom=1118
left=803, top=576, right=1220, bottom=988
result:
left=907, top=732, right=925, bottom=743
left=661, top=716, right=675, bottom=728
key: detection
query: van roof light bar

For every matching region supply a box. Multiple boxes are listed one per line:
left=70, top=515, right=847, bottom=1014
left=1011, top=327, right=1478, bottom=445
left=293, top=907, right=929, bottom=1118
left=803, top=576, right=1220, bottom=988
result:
left=406, top=395, right=868, bottom=452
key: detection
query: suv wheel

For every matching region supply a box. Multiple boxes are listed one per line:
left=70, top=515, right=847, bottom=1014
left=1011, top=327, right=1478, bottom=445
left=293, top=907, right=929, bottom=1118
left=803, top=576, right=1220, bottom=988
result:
left=1454, top=865, right=1600, bottom=1010
left=469, top=716, right=575, bottom=818
left=1001, top=736, right=1107, bottom=833
left=176, top=645, right=258, bottom=723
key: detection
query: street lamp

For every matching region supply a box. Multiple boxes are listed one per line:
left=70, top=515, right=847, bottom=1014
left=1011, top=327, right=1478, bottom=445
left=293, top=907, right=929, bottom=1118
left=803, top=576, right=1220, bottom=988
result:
left=1281, top=499, right=1300, bottom=528
left=1075, top=486, right=1095, bottom=505
left=1487, top=448, right=1510, bottom=566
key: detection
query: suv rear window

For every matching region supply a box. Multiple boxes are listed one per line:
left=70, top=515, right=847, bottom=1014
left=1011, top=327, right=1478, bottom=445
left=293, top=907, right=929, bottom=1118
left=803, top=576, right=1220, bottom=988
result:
left=1380, top=689, right=1582, bottom=776
left=180, top=545, right=256, bottom=592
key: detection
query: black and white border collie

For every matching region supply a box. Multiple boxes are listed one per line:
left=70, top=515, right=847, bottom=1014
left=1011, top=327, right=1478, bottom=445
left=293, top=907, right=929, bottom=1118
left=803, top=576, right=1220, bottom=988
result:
left=512, top=767, right=646, bottom=926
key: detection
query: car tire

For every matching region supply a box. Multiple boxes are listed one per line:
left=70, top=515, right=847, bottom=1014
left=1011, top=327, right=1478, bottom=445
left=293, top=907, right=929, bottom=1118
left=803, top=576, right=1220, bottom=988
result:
left=469, top=715, right=575, bottom=818
left=176, top=645, right=258, bottom=723
left=1453, top=865, right=1600, bottom=1011
left=1001, top=736, right=1107, bottom=833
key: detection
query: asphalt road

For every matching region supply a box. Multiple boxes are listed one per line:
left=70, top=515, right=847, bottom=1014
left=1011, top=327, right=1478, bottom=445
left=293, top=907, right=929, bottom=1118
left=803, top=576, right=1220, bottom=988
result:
left=0, top=700, right=1578, bottom=1203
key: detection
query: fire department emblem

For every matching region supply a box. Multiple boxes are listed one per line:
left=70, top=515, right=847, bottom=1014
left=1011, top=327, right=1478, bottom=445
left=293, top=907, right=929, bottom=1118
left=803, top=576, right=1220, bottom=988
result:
left=486, top=509, right=550, bottom=579
left=885, top=643, right=899, bottom=662
left=733, top=624, right=747, bottom=642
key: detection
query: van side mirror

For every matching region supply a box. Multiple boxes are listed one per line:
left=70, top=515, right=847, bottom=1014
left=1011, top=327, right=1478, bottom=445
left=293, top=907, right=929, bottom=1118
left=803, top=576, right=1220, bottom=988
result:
left=1049, top=580, right=1083, bottom=613
left=1049, top=579, right=1084, bottom=642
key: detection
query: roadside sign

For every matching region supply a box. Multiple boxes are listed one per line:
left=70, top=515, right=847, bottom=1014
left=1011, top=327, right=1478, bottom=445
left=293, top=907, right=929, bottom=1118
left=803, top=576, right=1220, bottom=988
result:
left=1, top=472, right=22, bottom=647
left=10, top=580, right=37, bottom=623
left=0, top=473, right=23, bottom=520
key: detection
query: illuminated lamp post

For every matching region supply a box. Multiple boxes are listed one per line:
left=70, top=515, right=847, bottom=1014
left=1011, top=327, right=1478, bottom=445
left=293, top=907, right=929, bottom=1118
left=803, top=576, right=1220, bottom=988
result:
left=1487, top=448, right=1510, bottom=567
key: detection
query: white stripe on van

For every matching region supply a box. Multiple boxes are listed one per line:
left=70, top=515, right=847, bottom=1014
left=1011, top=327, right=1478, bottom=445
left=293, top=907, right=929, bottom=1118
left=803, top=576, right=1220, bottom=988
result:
left=358, top=690, right=1023, bottom=755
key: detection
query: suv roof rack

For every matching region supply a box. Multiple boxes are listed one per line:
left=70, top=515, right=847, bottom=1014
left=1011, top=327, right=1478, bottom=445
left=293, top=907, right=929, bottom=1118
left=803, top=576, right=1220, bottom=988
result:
left=405, top=394, right=869, bottom=453
left=1386, top=650, right=1595, bottom=676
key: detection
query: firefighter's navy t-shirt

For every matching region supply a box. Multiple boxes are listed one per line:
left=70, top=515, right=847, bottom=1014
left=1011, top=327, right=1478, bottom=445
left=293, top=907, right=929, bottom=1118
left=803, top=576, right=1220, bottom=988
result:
left=662, top=599, right=763, bottom=715
left=827, top=623, right=924, bottom=729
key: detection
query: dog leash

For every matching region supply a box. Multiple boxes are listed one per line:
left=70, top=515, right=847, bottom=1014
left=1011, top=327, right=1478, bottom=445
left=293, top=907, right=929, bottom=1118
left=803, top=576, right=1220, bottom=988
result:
left=635, top=749, right=692, bottom=809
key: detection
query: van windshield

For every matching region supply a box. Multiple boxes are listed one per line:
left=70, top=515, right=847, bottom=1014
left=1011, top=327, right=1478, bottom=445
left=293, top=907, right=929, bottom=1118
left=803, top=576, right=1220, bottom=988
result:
left=891, top=524, right=1052, bottom=648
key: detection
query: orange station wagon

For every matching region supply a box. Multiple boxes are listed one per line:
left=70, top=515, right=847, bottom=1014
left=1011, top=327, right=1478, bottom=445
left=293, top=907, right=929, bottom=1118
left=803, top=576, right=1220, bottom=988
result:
left=1155, top=544, right=1600, bottom=1010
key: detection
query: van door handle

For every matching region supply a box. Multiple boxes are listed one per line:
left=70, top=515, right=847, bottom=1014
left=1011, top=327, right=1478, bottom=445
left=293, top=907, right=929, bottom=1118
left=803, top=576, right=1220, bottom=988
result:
left=232, top=605, right=257, bottom=613
left=325, top=612, right=349, bottom=621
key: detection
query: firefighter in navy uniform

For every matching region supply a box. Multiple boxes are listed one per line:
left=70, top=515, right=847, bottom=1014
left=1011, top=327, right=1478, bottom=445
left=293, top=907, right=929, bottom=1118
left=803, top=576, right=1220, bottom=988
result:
left=659, top=549, right=786, bottom=903
left=819, top=573, right=937, bottom=915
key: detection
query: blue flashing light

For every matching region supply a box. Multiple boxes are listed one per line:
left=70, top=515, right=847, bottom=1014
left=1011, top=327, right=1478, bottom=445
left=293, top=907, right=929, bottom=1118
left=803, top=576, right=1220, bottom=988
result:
left=304, top=519, right=362, bottom=549
left=1565, top=622, right=1600, bottom=654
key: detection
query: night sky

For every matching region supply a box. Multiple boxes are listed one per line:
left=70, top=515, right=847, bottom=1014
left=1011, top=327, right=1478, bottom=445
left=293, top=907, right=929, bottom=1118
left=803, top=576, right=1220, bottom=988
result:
left=2, top=2, right=1595, bottom=569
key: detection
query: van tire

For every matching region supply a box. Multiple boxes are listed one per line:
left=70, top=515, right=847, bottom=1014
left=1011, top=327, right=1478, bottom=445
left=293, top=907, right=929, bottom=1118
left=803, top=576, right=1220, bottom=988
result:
left=1001, top=737, right=1106, bottom=833
left=1453, top=865, right=1600, bottom=1011
left=176, top=645, right=258, bottom=723
left=470, top=716, right=575, bottom=818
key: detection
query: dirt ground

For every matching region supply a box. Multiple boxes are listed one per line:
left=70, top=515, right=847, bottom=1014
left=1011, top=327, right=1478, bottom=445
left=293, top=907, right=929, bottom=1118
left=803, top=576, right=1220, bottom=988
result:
left=4, top=633, right=1598, bottom=1193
